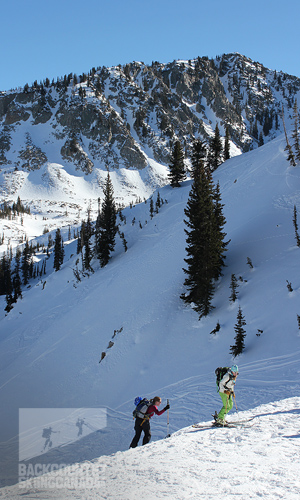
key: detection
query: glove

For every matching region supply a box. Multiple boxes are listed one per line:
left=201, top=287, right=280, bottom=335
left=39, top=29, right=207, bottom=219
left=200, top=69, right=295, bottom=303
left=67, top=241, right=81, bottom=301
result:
left=224, top=390, right=231, bottom=396
left=164, top=404, right=170, bottom=411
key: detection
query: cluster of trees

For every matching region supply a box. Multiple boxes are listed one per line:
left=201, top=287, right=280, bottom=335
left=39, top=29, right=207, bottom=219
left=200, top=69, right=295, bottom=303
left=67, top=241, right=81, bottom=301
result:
left=0, top=240, right=47, bottom=313
left=75, top=172, right=118, bottom=272
left=0, top=197, right=30, bottom=220
left=168, top=124, right=230, bottom=188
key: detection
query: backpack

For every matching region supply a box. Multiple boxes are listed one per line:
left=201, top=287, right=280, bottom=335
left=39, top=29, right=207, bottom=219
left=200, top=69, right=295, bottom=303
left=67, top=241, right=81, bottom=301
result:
left=133, top=397, right=152, bottom=419
left=215, top=367, right=229, bottom=387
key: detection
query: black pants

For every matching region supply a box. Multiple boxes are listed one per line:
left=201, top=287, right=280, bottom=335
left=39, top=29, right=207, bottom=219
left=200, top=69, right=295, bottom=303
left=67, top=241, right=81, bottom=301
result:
left=130, top=417, right=151, bottom=448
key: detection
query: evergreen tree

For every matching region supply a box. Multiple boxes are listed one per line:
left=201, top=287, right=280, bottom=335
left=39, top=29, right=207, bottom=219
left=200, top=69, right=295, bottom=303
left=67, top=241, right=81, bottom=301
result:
left=83, top=208, right=93, bottom=270
left=168, top=140, right=186, bottom=187
left=282, top=104, right=296, bottom=166
left=191, top=139, right=206, bottom=179
left=224, top=126, right=231, bottom=161
left=229, top=273, right=239, bottom=302
left=94, top=172, right=117, bottom=267
left=212, top=182, right=229, bottom=280
left=149, top=197, right=154, bottom=219
left=4, top=257, right=13, bottom=313
left=21, top=239, right=31, bottom=285
left=230, top=306, right=246, bottom=357
left=207, top=123, right=223, bottom=171
left=293, top=205, right=300, bottom=247
left=13, top=247, right=22, bottom=301
left=292, top=99, right=300, bottom=162
left=181, top=163, right=227, bottom=319
left=53, top=228, right=64, bottom=271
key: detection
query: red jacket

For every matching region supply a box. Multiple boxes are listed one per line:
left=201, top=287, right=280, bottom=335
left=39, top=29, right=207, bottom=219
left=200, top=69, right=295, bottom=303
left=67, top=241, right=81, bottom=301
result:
left=146, top=404, right=166, bottom=418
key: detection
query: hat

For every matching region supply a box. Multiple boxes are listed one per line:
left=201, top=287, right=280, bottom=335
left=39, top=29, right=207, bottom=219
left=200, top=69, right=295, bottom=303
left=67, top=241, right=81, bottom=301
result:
left=230, top=364, right=239, bottom=374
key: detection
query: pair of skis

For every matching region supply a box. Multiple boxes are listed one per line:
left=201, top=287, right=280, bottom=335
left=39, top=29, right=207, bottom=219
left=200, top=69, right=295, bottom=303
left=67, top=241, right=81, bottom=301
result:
left=192, top=416, right=255, bottom=429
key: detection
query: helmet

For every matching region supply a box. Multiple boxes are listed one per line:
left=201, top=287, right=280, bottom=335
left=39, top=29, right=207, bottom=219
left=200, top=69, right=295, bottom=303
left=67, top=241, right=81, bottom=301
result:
left=230, top=364, right=239, bottom=374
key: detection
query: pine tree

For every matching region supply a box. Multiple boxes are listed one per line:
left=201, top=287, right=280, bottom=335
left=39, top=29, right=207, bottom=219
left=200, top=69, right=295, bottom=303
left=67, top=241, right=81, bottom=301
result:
left=21, top=239, right=31, bottom=285
left=230, top=306, right=246, bottom=357
left=149, top=197, right=154, bottom=219
left=13, top=247, right=22, bottom=301
left=292, top=99, right=300, bottom=162
left=293, top=205, right=300, bottom=247
left=83, top=208, right=93, bottom=270
left=53, top=229, right=64, bottom=271
left=212, top=182, right=229, bottom=280
left=94, top=172, right=117, bottom=267
left=229, top=273, right=239, bottom=302
left=168, top=140, right=186, bottom=187
left=224, top=126, right=230, bottom=161
left=191, top=139, right=206, bottom=179
left=181, top=163, right=227, bottom=319
left=207, top=123, right=223, bottom=171
left=282, top=104, right=296, bottom=166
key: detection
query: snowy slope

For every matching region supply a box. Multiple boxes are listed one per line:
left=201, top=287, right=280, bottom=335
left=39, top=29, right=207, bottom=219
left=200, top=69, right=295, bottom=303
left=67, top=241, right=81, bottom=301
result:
left=1, top=397, right=300, bottom=499
left=0, top=134, right=300, bottom=490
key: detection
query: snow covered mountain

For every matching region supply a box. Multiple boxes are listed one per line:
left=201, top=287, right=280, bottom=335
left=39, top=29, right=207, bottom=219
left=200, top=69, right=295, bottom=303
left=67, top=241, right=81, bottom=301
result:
left=0, top=131, right=300, bottom=494
left=1, top=52, right=300, bottom=248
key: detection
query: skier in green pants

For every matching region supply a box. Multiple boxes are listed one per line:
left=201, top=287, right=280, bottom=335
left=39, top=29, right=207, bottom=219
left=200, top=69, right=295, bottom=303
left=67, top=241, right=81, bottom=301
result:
left=216, top=365, right=239, bottom=425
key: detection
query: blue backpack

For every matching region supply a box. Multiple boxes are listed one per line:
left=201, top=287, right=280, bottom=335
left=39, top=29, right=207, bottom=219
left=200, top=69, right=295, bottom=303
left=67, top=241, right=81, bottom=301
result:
left=133, top=397, right=151, bottom=419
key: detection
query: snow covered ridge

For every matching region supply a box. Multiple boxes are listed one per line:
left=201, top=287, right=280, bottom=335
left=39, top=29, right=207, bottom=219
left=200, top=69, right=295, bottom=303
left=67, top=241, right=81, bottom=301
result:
left=1, top=397, right=299, bottom=499
left=0, top=52, right=300, bottom=225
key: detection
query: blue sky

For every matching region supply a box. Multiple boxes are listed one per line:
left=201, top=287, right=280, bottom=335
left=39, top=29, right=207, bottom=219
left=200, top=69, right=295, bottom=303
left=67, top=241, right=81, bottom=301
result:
left=1, top=0, right=299, bottom=91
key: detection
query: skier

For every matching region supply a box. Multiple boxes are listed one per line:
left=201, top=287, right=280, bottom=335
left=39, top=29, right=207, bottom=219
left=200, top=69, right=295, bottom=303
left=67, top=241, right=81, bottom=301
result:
left=215, top=365, right=239, bottom=425
left=130, top=396, right=170, bottom=448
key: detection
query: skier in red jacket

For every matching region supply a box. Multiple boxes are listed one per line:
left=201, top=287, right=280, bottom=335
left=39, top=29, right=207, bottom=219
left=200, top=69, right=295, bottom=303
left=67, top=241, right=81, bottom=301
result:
left=130, top=396, right=170, bottom=448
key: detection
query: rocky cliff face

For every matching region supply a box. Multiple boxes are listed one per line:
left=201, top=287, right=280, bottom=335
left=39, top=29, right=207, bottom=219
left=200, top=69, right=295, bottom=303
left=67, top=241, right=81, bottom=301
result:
left=0, top=52, right=299, bottom=210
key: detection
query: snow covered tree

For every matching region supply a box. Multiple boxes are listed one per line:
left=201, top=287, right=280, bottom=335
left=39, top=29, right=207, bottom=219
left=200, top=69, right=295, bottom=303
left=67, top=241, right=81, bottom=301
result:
left=230, top=306, right=246, bottom=357
left=168, top=140, right=186, bottom=187
left=181, top=163, right=228, bottom=319
left=94, top=172, right=117, bottom=267
left=53, top=228, right=64, bottom=271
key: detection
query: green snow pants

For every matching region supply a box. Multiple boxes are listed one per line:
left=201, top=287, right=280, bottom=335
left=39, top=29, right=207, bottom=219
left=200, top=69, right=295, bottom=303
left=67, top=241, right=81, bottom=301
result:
left=217, top=392, right=233, bottom=421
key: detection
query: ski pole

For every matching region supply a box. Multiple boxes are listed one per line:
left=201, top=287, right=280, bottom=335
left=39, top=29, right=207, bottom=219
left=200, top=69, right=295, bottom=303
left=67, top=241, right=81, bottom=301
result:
left=224, top=395, right=229, bottom=427
left=233, top=393, right=240, bottom=419
left=166, top=399, right=170, bottom=437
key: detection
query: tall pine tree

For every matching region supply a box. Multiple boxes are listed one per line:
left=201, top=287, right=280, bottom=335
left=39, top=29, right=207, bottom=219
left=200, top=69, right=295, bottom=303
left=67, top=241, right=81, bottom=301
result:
left=230, top=306, right=246, bottom=357
left=181, top=162, right=228, bottom=318
left=207, top=123, right=223, bottom=171
left=53, top=229, right=64, bottom=271
left=191, top=139, right=206, bottom=179
left=168, top=140, right=186, bottom=187
left=224, top=125, right=231, bottom=161
left=94, top=172, right=117, bottom=267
